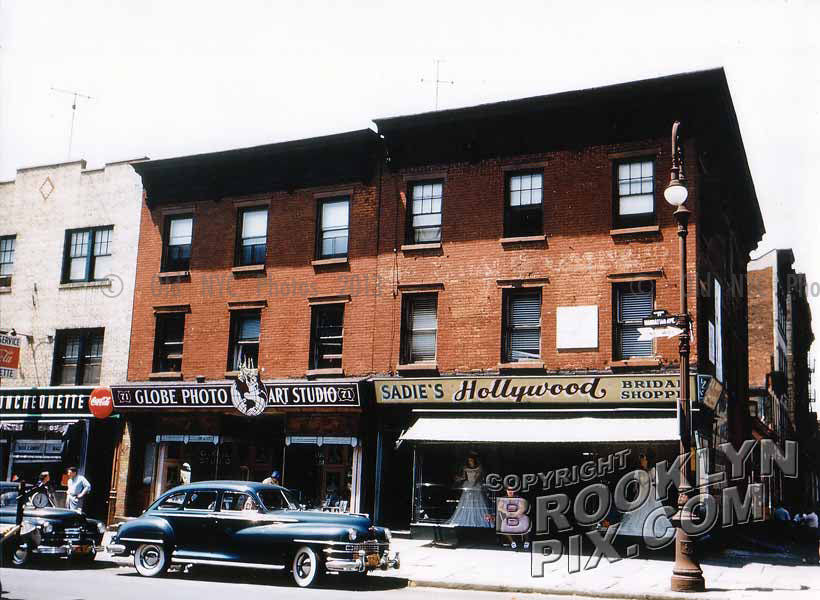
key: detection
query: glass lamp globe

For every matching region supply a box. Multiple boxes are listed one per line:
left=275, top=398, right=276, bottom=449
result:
left=664, top=181, right=688, bottom=207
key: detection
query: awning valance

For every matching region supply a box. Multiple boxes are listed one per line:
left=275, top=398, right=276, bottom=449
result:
left=399, top=417, right=679, bottom=444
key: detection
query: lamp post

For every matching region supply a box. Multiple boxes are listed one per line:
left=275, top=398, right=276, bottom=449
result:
left=664, top=121, right=705, bottom=593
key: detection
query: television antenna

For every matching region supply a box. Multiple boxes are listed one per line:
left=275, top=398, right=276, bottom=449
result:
left=51, top=87, right=94, bottom=159
left=420, top=59, right=454, bottom=110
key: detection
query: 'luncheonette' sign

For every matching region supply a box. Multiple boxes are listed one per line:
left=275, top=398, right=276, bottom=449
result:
left=111, top=380, right=361, bottom=411
left=0, top=387, right=94, bottom=417
left=374, top=374, right=700, bottom=404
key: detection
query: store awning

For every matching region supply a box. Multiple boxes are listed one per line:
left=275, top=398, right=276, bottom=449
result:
left=399, top=417, right=679, bottom=444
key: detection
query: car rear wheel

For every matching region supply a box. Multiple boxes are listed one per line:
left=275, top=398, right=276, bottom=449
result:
left=134, top=543, right=168, bottom=577
left=9, top=542, right=32, bottom=567
left=292, top=545, right=323, bottom=588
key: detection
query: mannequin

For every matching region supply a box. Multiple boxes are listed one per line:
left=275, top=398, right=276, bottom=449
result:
left=445, top=453, right=494, bottom=528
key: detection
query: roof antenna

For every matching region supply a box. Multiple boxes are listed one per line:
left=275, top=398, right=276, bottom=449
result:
left=420, top=59, right=454, bottom=110
left=51, top=87, right=94, bottom=159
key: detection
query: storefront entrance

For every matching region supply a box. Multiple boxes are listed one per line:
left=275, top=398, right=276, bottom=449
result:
left=283, top=438, right=360, bottom=511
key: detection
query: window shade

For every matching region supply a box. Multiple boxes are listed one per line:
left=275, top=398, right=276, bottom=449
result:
left=508, top=292, right=541, bottom=361
left=410, top=295, right=437, bottom=362
left=238, top=316, right=261, bottom=340
left=618, top=287, right=653, bottom=358
left=242, top=209, right=267, bottom=239
left=169, top=217, right=193, bottom=244
left=322, top=199, right=349, bottom=229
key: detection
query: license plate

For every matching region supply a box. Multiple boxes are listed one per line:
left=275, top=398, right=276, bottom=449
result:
left=366, top=554, right=379, bottom=568
left=74, top=545, right=93, bottom=554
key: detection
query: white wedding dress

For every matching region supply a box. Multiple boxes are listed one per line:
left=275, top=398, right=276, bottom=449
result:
left=445, top=465, right=494, bottom=528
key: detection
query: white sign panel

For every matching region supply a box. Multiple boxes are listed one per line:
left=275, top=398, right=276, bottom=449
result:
left=556, top=305, right=598, bottom=349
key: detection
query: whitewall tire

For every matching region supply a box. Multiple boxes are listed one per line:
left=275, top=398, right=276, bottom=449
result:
left=292, top=545, right=323, bottom=588
left=134, top=543, right=168, bottom=577
left=10, top=543, right=32, bottom=567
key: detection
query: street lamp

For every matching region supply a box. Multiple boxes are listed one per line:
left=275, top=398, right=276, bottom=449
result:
left=665, top=121, right=705, bottom=593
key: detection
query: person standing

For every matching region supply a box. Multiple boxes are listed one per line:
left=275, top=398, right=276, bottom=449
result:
left=262, top=470, right=281, bottom=486
left=65, top=467, right=91, bottom=512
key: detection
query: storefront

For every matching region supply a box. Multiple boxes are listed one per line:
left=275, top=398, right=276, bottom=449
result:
left=372, top=373, right=706, bottom=540
left=0, top=387, right=119, bottom=520
left=109, top=374, right=369, bottom=519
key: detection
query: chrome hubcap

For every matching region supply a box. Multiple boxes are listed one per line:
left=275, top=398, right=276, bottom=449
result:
left=296, top=552, right=312, bottom=578
left=140, top=546, right=160, bottom=568
left=12, top=545, right=28, bottom=564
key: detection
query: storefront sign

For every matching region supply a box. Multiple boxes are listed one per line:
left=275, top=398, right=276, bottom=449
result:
left=89, top=387, right=114, bottom=419
left=0, top=334, right=21, bottom=378
left=374, top=374, right=699, bottom=405
left=0, top=387, right=93, bottom=417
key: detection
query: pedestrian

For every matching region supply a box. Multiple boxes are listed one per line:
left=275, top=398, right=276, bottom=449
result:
left=496, top=485, right=530, bottom=551
left=65, top=467, right=91, bottom=513
left=35, top=471, right=57, bottom=507
left=262, top=470, right=281, bottom=486
left=773, top=504, right=791, bottom=522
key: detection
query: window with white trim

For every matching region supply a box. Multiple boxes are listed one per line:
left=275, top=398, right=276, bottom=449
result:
left=62, top=226, right=113, bottom=283
left=317, top=197, right=349, bottom=259
left=614, top=282, right=654, bottom=359
left=505, top=171, right=543, bottom=237
left=401, top=293, right=438, bottom=364
left=615, top=159, right=655, bottom=227
left=52, top=329, right=104, bottom=385
left=502, top=289, right=542, bottom=362
left=407, top=181, right=443, bottom=243
left=310, top=304, right=344, bottom=370
left=237, top=207, right=267, bottom=266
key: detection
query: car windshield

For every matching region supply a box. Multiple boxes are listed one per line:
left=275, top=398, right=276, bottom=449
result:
left=258, top=489, right=298, bottom=511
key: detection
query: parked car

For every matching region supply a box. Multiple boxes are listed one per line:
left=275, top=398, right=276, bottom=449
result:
left=0, top=481, right=106, bottom=567
left=106, top=481, right=399, bottom=587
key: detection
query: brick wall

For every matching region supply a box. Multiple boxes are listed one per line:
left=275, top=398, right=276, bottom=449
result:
left=748, top=266, right=774, bottom=388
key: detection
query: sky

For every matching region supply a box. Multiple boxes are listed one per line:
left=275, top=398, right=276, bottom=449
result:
left=0, top=0, right=818, bottom=363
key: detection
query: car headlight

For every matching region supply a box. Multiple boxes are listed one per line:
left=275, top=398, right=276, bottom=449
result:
left=347, top=528, right=357, bottom=541
left=97, top=521, right=107, bottom=534
left=384, top=527, right=392, bottom=542
left=40, top=521, right=53, bottom=534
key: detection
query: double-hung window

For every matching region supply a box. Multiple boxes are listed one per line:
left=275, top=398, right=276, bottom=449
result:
left=0, top=235, right=15, bottom=286
left=401, top=294, right=438, bottom=364
left=615, top=159, right=655, bottom=227
left=237, top=208, right=267, bottom=266
left=614, top=283, right=654, bottom=359
left=317, top=197, right=349, bottom=259
left=310, top=304, right=344, bottom=370
left=407, top=181, right=443, bottom=243
left=162, top=215, right=193, bottom=272
left=62, top=227, right=113, bottom=283
left=229, top=311, right=261, bottom=370
left=502, top=289, right=542, bottom=362
left=52, top=329, right=104, bottom=385
left=153, top=313, right=185, bottom=372
left=505, top=171, right=543, bottom=237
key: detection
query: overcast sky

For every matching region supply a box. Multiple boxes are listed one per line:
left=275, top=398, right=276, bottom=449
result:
left=1, top=0, right=818, bottom=361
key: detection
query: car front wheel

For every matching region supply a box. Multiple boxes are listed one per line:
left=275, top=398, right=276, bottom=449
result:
left=292, top=545, right=323, bottom=588
left=9, top=542, right=32, bottom=567
left=134, top=543, right=169, bottom=577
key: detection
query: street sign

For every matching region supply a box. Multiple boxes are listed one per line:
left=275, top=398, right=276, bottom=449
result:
left=642, top=315, right=679, bottom=327
left=637, top=326, right=684, bottom=341
left=0, top=334, right=21, bottom=379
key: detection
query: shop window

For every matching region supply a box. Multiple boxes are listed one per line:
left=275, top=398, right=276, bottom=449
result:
left=0, top=235, right=15, bottom=286
left=228, top=311, right=261, bottom=370
left=407, top=181, right=443, bottom=243
left=401, top=293, right=438, bottom=364
left=504, top=171, right=543, bottom=237
left=237, top=207, right=267, bottom=266
left=52, top=329, right=104, bottom=386
left=614, top=159, right=655, bottom=228
left=153, top=313, right=185, bottom=372
left=614, top=282, right=654, bottom=359
left=185, top=490, right=217, bottom=511
left=158, top=492, right=186, bottom=510
left=502, top=289, right=542, bottom=362
left=61, top=226, right=113, bottom=283
left=310, top=304, right=344, bottom=370
left=316, top=196, right=349, bottom=259
left=162, top=214, right=193, bottom=272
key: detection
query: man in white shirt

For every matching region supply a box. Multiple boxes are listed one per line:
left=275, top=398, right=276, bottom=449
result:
left=65, top=467, right=91, bottom=512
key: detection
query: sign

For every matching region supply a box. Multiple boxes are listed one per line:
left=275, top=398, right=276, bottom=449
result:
left=0, top=387, right=93, bottom=417
left=89, top=387, right=114, bottom=419
left=701, top=378, right=724, bottom=411
left=375, top=374, right=699, bottom=404
left=230, top=362, right=267, bottom=417
left=111, top=380, right=361, bottom=411
left=0, top=334, right=21, bottom=379
left=637, top=325, right=684, bottom=340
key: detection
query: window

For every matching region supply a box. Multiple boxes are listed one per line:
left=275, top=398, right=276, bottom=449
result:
left=52, top=329, right=104, bottom=385
left=317, top=197, right=349, bottom=259
left=502, top=289, right=542, bottom=362
left=229, top=311, right=261, bottom=370
left=153, top=313, right=185, bottom=372
left=237, top=207, right=267, bottom=266
left=777, top=347, right=787, bottom=373
left=615, top=159, right=655, bottom=227
left=310, top=304, right=344, bottom=370
left=0, top=235, right=14, bottom=285
left=62, top=227, right=113, bottom=283
left=614, top=283, right=654, bottom=359
left=407, top=181, right=443, bottom=243
left=157, top=492, right=186, bottom=511
left=163, top=215, right=193, bottom=272
left=401, top=294, right=438, bottom=364
left=505, top=171, right=543, bottom=237
left=185, top=490, right=217, bottom=511
left=221, top=492, right=258, bottom=512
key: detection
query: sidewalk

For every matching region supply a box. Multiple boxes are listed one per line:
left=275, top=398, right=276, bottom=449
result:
left=369, top=537, right=820, bottom=600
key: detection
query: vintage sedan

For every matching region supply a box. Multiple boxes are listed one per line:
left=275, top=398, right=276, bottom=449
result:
left=0, top=482, right=106, bottom=566
left=106, top=481, right=399, bottom=587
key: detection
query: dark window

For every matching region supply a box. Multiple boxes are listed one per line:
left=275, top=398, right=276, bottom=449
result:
left=504, top=171, right=543, bottom=237
left=221, top=492, right=258, bottom=512
left=229, top=311, right=261, bottom=370
left=317, top=197, right=349, bottom=259
left=237, top=207, right=267, bottom=266
left=52, top=329, right=104, bottom=385
left=162, top=215, right=193, bottom=272
left=62, top=227, right=113, bottom=283
left=614, top=283, right=654, bottom=359
left=615, top=159, right=655, bottom=227
left=502, top=289, right=542, bottom=362
left=157, top=492, right=186, bottom=510
left=153, top=313, right=185, bottom=372
left=184, top=490, right=217, bottom=511
left=310, top=304, right=344, bottom=370
left=0, top=235, right=15, bottom=285
left=407, top=181, right=443, bottom=243
left=401, top=294, right=438, bottom=364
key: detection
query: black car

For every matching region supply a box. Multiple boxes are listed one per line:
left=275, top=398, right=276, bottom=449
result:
left=0, top=481, right=106, bottom=567
left=106, top=481, right=399, bottom=587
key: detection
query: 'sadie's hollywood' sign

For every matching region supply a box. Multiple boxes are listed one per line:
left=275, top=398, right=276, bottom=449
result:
left=375, top=374, right=699, bottom=404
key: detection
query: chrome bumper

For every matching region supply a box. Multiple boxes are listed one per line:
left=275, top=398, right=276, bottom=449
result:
left=33, top=540, right=96, bottom=556
left=105, top=543, right=127, bottom=555
left=324, top=549, right=400, bottom=573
